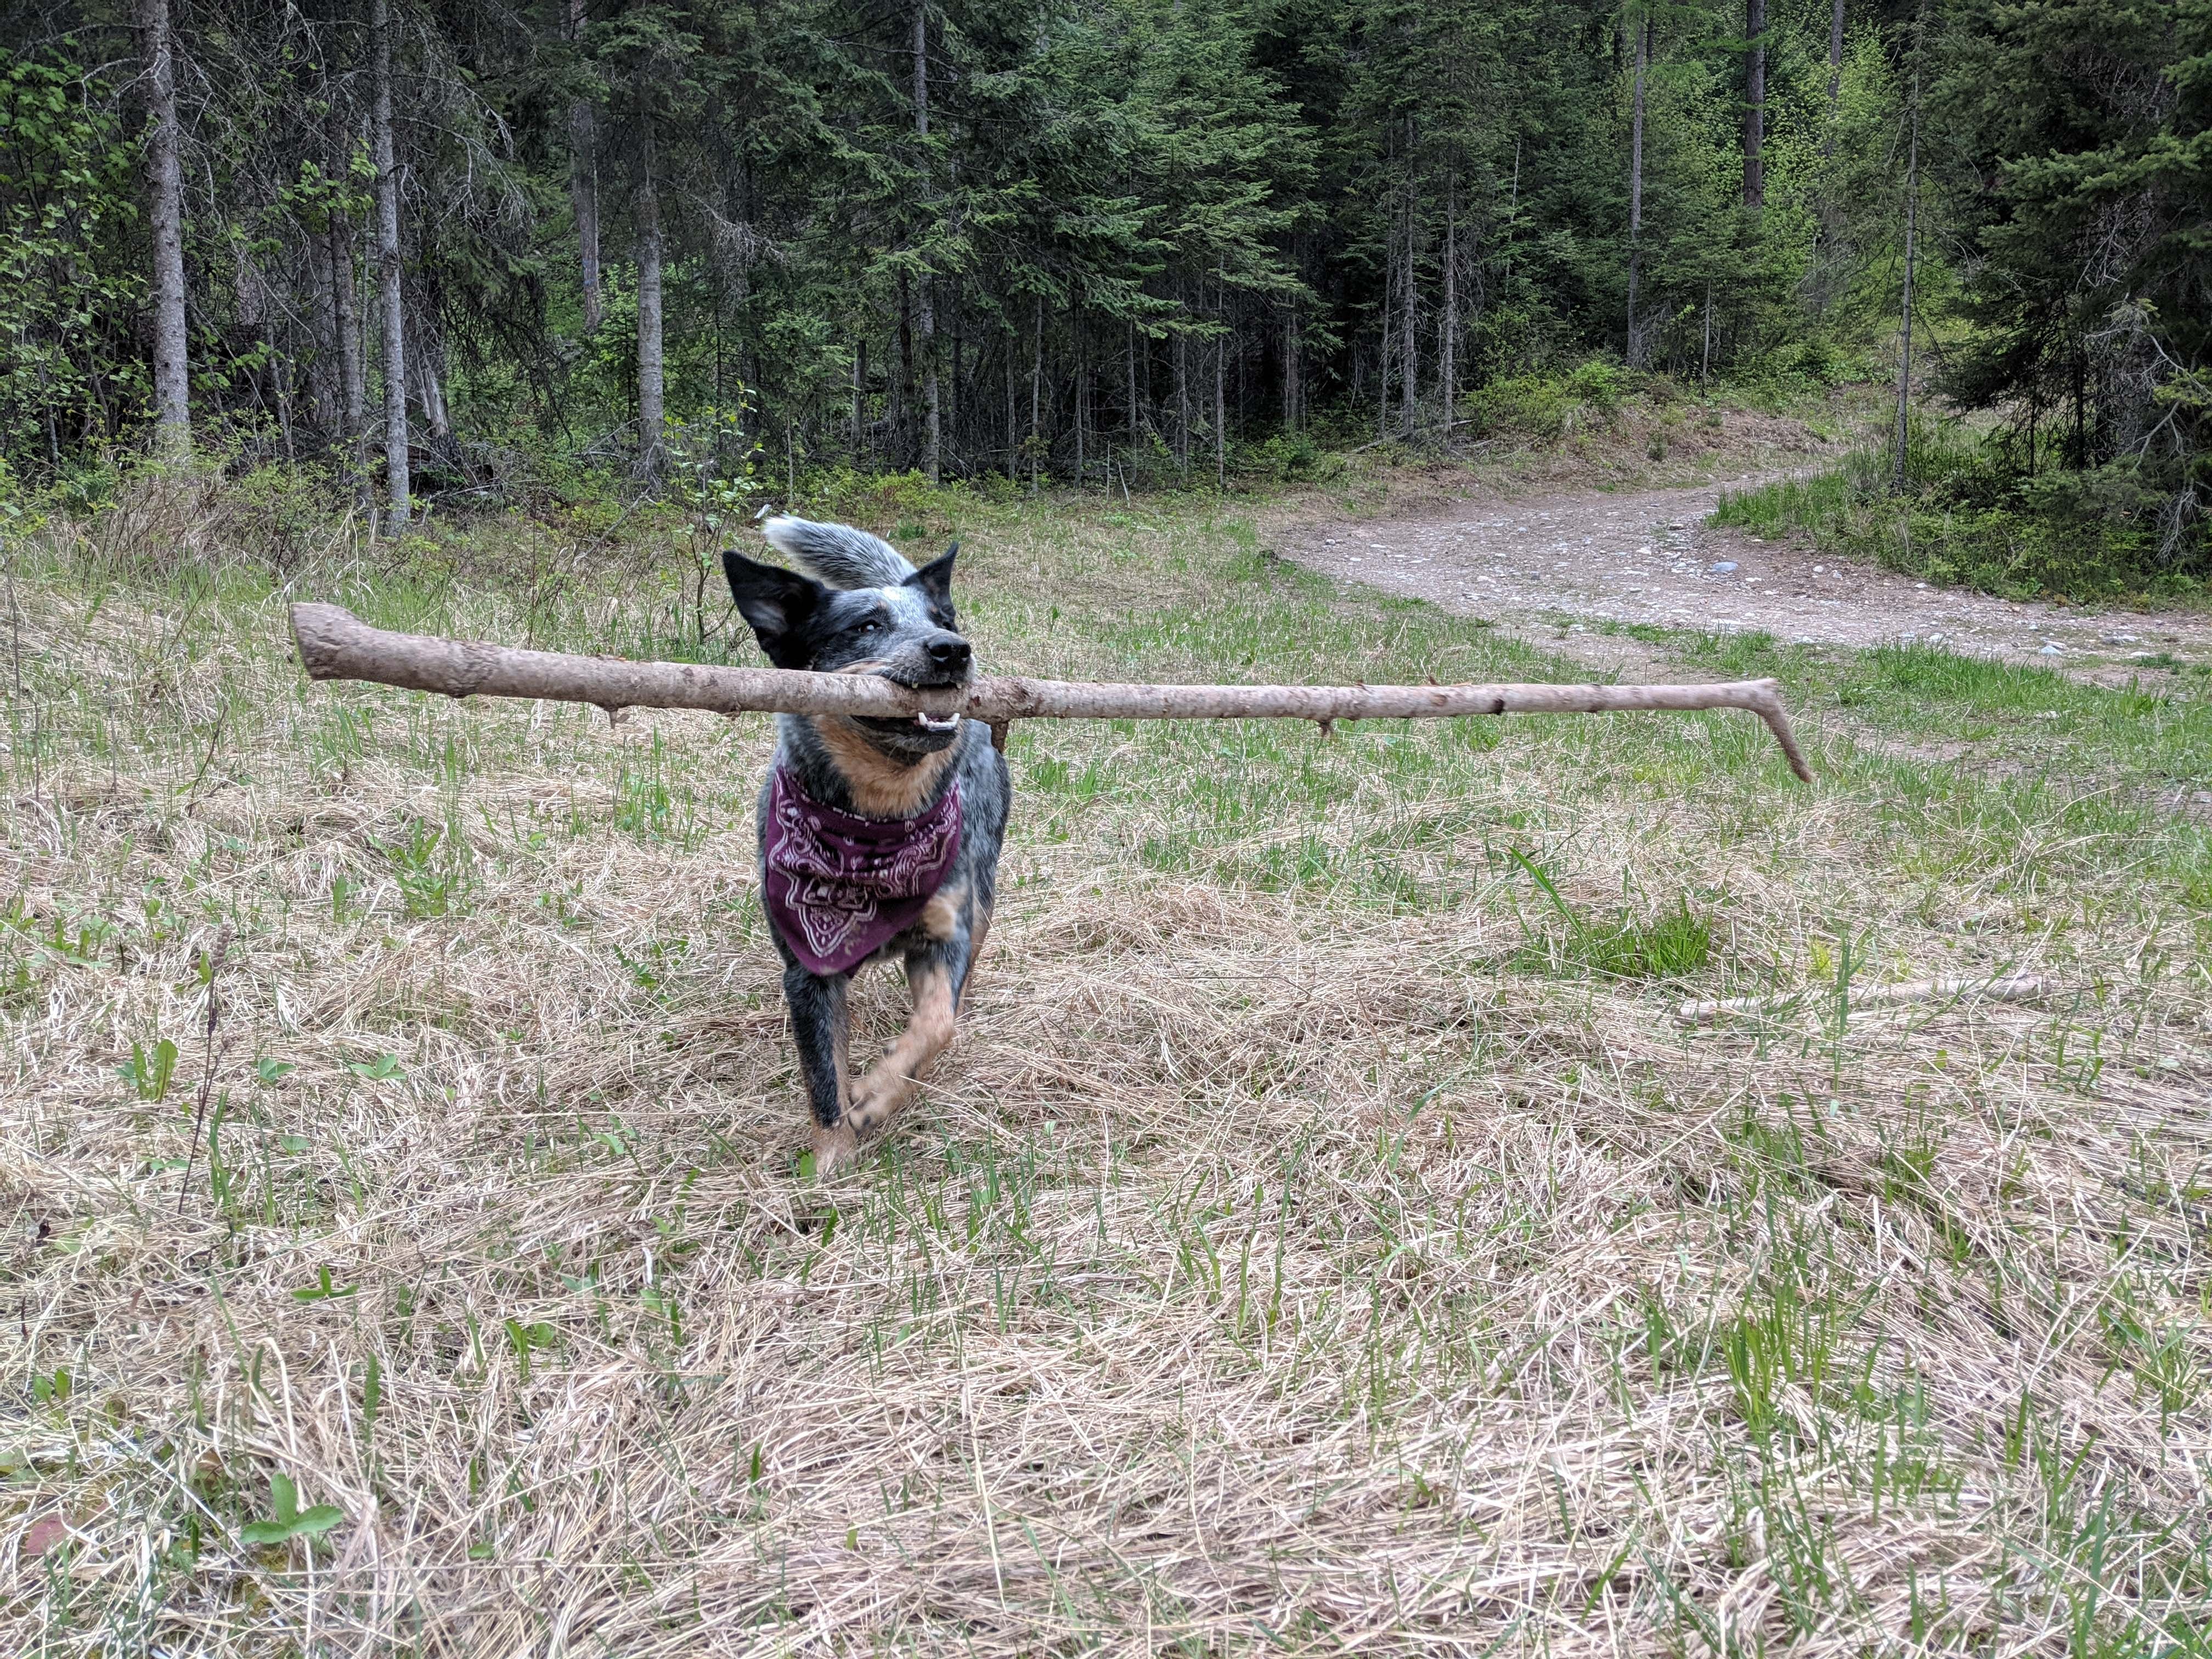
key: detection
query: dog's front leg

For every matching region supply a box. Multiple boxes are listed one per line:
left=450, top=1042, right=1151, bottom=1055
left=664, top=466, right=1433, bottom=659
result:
left=783, top=963, right=856, bottom=1171
left=847, top=949, right=961, bottom=1136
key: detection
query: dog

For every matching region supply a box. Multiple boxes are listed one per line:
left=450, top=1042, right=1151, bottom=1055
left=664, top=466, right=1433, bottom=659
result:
left=722, top=517, right=1011, bottom=1172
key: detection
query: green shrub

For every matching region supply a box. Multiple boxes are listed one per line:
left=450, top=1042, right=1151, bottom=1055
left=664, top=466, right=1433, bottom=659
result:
left=800, top=467, right=971, bottom=539
left=1563, top=359, right=1624, bottom=414
left=1246, top=430, right=1326, bottom=483
left=1467, top=360, right=1628, bottom=441
left=1710, top=420, right=2207, bottom=600
left=1751, top=339, right=1865, bottom=390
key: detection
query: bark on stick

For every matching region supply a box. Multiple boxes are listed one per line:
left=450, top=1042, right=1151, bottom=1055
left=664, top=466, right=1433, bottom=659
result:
left=289, top=602, right=1815, bottom=782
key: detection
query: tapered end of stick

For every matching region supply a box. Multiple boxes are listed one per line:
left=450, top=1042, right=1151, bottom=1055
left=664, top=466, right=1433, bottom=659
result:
left=1748, top=680, right=1814, bottom=783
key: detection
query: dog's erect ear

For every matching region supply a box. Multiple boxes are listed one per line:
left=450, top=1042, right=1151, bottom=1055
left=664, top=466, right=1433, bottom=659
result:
left=906, top=543, right=958, bottom=619
left=723, top=551, right=827, bottom=668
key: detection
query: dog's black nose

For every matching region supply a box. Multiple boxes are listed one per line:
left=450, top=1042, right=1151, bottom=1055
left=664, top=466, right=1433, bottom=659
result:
left=926, top=634, right=971, bottom=672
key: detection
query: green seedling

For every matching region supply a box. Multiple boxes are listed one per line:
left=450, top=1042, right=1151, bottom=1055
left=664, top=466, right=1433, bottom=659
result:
left=346, top=1054, right=404, bottom=1081
left=504, top=1318, right=558, bottom=1381
left=292, top=1266, right=357, bottom=1302
left=117, top=1038, right=179, bottom=1102
left=238, top=1472, right=343, bottom=1547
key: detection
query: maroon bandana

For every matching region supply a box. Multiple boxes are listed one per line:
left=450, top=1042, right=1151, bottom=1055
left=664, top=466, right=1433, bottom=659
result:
left=761, top=766, right=963, bottom=975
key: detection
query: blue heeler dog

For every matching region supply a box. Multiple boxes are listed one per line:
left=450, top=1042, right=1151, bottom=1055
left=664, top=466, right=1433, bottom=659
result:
left=723, top=517, right=1011, bottom=1172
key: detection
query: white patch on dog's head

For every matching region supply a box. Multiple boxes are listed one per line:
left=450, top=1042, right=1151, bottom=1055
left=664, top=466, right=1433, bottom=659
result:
left=879, top=584, right=933, bottom=627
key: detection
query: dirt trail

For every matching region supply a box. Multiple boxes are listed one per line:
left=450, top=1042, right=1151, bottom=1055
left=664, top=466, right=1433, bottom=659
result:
left=1278, top=473, right=2212, bottom=681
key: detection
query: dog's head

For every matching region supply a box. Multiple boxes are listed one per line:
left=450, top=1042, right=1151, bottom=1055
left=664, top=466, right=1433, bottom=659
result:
left=724, top=517, right=971, bottom=759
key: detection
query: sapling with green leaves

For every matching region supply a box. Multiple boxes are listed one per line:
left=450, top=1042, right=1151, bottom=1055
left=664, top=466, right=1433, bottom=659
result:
left=238, top=1473, right=344, bottom=1548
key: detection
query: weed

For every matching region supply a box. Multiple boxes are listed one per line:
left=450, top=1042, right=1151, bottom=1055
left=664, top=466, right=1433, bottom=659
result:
left=237, top=1474, right=344, bottom=1547
left=1505, top=845, right=1711, bottom=979
left=117, top=1037, right=179, bottom=1102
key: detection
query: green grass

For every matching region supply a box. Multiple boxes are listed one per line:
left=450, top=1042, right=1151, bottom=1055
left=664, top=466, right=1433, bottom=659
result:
left=3, top=471, right=2210, bottom=1654
left=1713, top=429, right=2211, bottom=603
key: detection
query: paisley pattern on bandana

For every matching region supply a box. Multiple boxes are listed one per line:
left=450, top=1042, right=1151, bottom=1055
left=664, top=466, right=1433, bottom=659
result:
left=761, top=766, right=963, bottom=975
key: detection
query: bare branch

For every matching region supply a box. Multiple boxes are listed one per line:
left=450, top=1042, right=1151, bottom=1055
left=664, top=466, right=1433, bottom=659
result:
left=289, top=604, right=1815, bottom=782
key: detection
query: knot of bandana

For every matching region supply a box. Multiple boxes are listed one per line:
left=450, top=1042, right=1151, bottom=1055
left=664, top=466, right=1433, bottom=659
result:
left=761, top=766, right=963, bottom=975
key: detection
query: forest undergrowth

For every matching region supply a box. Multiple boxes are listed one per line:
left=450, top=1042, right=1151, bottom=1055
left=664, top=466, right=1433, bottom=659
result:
left=2, top=476, right=2209, bottom=1654
left=1713, top=420, right=2212, bottom=606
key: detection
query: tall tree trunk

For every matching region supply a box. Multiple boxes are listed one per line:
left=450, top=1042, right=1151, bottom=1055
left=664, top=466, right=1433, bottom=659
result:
left=415, top=341, right=449, bottom=441
left=1627, top=17, right=1647, bottom=366
left=1377, top=228, right=1392, bottom=438
left=1825, top=0, right=1845, bottom=155
left=1174, top=279, right=1189, bottom=475
left=1440, top=183, right=1457, bottom=427
left=913, top=2, right=940, bottom=483
left=371, top=0, right=410, bottom=531
left=138, top=0, right=190, bottom=457
left=1400, top=195, right=1418, bottom=437
left=569, top=0, right=601, bottom=332
left=330, top=215, right=368, bottom=506
left=1126, top=318, right=1141, bottom=449
left=1284, top=296, right=1301, bottom=433
left=634, top=99, right=664, bottom=479
left=895, top=271, right=912, bottom=460
left=1814, top=0, right=1848, bottom=312
left=569, top=103, right=602, bottom=331
left=307, top=223, right=340, bottom=433
left=917, top=282, right=940, bottom=482
left=1503, top=138, right=1520, bottom=284
left=1214, top=269, right=1227, bottom=490
left=1743, top=0, right=1767, bottom=208
left=851, top=338, right=865, bottom=453
left=1028, top=297, right=1043, bottom=496
left=1893, top=37, right=1920, bottom=494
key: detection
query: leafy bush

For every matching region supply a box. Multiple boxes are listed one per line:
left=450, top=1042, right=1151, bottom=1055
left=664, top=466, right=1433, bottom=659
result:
left=1749, top=339, right=1865, bottom=391
left=1245, top=430, right=1330, bottom=483
left=1466, top=360, right=1628, bottom=441
left=802, top=467, right=970, bottom=539
left=1563, top=359, right=1625, bottom=414
left=1712, top=420, right=2208, bottom=600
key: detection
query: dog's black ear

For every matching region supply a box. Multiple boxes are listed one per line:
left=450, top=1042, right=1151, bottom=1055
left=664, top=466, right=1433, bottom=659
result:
left=906, top=543, right=958, bottom=620
left=724, top=551, right=827, bottom=668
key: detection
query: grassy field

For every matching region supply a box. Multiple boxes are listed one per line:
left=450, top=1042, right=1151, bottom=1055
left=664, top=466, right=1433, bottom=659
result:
left=3, top=474, right=2210, bottom=1655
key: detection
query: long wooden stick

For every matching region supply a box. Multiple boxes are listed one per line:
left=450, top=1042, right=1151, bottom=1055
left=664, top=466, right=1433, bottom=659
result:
left=288, top=602, right=1814, bottom=781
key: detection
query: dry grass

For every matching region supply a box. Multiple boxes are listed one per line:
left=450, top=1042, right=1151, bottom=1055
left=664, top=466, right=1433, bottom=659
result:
left=3, top=478, right=2210, bottom=1655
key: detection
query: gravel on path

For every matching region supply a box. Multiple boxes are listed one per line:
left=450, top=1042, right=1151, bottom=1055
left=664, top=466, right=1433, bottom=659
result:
left=1278, top=475, right=2212, bottom=680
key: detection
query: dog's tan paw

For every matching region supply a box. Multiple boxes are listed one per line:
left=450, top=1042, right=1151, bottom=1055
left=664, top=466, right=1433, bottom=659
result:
left=845, top=1076, right=900, bottom=1133
left=808, top=1121, right=859, bottom=1176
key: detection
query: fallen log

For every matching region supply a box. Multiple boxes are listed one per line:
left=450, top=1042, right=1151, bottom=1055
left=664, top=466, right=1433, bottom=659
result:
left=287, top=602, right=1814, bottom=781
left=1675, top=974, right=2051, bottom=1026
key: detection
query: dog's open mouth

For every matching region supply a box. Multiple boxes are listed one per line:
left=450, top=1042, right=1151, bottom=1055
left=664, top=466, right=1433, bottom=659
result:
left=856, top=698, right=964, bottom=740
left=865, top=674, right=967, bottom=738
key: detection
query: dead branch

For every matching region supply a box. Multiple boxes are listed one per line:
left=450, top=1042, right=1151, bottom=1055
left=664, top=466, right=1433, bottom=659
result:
left=288, top=602, right=1814, bottom=781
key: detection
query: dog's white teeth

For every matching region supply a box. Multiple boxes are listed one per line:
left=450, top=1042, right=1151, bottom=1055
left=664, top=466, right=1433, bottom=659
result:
left=914, top=712, right=960, bottom=733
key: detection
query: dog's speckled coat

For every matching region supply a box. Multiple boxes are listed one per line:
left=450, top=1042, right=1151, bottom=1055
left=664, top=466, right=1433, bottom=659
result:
left=724, top=517, right=1011, bottom=1171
